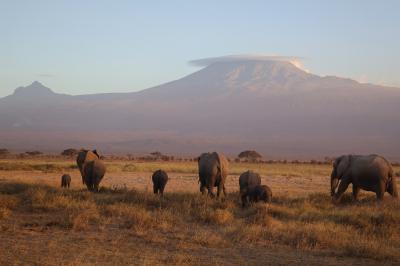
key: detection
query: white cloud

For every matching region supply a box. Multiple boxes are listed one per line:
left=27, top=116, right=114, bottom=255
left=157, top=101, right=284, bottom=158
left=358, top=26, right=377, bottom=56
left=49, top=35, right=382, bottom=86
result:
left=189, top=54, right=304, bottom=67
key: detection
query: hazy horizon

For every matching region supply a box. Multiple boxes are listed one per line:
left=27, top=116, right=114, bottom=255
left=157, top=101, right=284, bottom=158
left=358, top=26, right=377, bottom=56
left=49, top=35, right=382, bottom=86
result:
left=1, top=1, right=400, bottom=97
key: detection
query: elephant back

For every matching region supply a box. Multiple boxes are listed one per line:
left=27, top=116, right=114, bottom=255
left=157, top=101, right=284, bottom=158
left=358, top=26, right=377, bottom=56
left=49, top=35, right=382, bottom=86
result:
left=198, top=153, right=218, bottom=179
left=239, top=170, right=261, bottom=193
left=152, top=169, right=168, bottom=183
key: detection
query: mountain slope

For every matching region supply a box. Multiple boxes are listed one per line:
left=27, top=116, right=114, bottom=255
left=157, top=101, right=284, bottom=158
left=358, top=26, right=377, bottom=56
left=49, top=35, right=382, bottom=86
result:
left=0, top=59, right=399, bottom=159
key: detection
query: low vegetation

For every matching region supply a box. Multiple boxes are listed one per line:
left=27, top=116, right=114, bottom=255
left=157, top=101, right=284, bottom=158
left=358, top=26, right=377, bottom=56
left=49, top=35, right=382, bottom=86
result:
left=0, top=159, right=337, bottom=176
left=1, top=180, right=399, bottom=264
left=1, top=157, right=399, bottom=264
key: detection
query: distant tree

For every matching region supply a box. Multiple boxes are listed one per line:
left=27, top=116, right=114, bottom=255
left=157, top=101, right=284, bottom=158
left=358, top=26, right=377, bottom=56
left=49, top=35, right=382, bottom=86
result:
left=61, top=148, right=79, bottom=157
left=0, top=148, right=10, bottom=156
left=237, top=150, right=263, bottom=162
left=150, top=151, right=162, bottom=157
left=324, top=156, right=335, bottom=164
left=150, top=151, right=172, bottom=161
left=25, top=151, right=43, bottom=156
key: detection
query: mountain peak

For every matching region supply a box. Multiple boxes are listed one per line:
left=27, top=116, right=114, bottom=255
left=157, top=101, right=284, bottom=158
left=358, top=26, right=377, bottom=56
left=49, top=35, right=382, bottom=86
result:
left=188, top=59, right=315, bottom=93
left=13, top=81, right=56, bottom=97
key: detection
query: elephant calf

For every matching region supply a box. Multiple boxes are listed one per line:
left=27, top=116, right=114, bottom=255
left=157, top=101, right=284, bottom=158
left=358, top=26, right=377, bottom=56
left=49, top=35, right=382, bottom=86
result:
left=61, top=174, right=71, bottom=188
left=239, top=170, right=261, bottom=207
left=244, top=185, right=272, bottom=205
left=152, top=169, right=168, bottom=195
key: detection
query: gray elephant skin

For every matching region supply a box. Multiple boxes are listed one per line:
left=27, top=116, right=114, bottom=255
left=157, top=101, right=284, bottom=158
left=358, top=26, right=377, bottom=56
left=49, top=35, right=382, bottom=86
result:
left=76, top=149, right=106, bottom=192
left=198, top=152, right=229, bottom=198
left=331, top=154, right=398, bottom=202
left=61, top=174, right=71, bottom=188
left=246, top=185, right=272, bottom=204
left=76, top=149, right=100, bottom=184
left=152, top=169, right=168, bottom=195
left=239, top=170, right=261, bottom=207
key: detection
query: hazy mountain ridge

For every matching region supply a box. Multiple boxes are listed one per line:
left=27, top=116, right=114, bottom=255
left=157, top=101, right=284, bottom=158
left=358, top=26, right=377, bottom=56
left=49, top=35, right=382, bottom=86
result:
left=1, top=60, right=399, bottom=159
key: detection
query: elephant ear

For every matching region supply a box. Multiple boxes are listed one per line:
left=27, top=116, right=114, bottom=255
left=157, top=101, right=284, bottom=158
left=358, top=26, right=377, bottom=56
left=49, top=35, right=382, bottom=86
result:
left=92, top=149, right=100, bottom=158
left=336, top=155, right=351, bottom=179
left=215, top=152, right=228, bottom=177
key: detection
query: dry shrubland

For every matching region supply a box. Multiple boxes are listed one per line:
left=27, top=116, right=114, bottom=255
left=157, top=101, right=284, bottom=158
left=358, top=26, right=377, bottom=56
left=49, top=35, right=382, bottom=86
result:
left=0, top=159, right=399, bottom=265
left=1, top=182, right=400, bottom=264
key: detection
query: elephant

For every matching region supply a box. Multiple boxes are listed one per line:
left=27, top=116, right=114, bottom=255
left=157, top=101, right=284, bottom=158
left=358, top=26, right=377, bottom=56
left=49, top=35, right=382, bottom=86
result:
left=239, top=170, right=261, bottom=207
left=83, top=159, right=106, bottom=192
left=152, top=169, right=168, bottom=195
left=76, top=149, right=100, bottom=185
left=245, top=185, right=272, bottom=205
left=331, top=154, right=398, bottom=202
left=61, top=174, right=71, bottom=188
left=198, top=152, right=229, bottom=198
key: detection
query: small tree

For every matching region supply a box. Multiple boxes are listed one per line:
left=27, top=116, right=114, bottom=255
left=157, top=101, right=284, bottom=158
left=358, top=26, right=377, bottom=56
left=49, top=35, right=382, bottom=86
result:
left=61, top=148, right=79, bottom=157
left=0, top=148, right=10, bottom=155
left=150, top=151, right=162, bottom=157
left=0, top=148, right=10, bottom=158
left=237, top=150, right=263, bottom=162
left=25, top=151, right=43, bottom=156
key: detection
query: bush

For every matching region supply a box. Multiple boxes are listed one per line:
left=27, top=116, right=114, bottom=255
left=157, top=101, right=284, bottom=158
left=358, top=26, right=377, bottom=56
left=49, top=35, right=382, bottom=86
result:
left=0, top=148, right=10, bottom=157
left=25, top=151, right=43, bottom=156
left=61, top=148, right=79, bottom=157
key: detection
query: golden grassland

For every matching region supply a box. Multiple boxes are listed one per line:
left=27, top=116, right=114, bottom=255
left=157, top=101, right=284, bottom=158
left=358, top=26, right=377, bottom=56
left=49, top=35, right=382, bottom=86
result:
left=0, top=158, right=400, bottom=265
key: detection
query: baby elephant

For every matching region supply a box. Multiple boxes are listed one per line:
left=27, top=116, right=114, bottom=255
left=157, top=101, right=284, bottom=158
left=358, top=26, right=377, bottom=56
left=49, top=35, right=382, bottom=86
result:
left=152, top=169, right=168, bottom=195
left=246, top=185, right=272, bottom=205
left=61, top=174, right=71, bottom=188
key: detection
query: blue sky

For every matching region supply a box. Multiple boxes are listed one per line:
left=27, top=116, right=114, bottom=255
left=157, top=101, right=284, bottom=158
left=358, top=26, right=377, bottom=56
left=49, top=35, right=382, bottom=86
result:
left=0, top=0, right=399, bottom=96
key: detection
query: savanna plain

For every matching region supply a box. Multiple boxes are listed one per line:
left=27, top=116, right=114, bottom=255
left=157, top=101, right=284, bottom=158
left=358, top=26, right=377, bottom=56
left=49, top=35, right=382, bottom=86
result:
left=1, top=157, right=400, bottom=265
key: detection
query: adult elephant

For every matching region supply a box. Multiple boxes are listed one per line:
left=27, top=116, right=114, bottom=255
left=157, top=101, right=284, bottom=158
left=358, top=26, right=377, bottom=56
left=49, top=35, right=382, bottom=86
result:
left=83, top=159, right=106, bottom=192
left=76, top=149, right=100, bottom=184
left=198, top=152, right=229, bottom=198
left=239, top=170, right=261, bottom=207
left=331, top=154, right=398, bottom=202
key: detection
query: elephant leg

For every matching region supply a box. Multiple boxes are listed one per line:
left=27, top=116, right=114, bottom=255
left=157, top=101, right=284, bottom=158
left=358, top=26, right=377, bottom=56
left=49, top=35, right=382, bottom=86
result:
left=333, top=179, right=351, bottom=203
left=153, top=184, right=158, bottom=194
left=217, top=184, right=223, bottom=198
left=241, top=194, right=247, bottom=207
left=352, top=185, right=360, bottom=200
left=160, top=185, right=165, bottom=195
left=207, top=186, right=215, bottom=198
left=376, top=182, right=385, bottom=201
left=94, top=179, right=101, bottom=192
left=387, top=180, right=398, bottom=198
left=223, top=185, right=227, bottom=196
left=207, top=178, right=215, bottom=197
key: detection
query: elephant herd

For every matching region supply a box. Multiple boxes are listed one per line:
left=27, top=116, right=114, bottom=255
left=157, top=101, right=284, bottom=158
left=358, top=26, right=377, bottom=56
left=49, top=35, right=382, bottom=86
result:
left=62, top=149, right=398, bottom=205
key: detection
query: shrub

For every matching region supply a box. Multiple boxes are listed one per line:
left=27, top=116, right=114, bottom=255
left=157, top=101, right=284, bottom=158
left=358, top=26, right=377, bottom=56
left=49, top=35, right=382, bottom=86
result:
left=61, top=148, right=79, bottom=157
left=25, top=151, right=43, bottom=156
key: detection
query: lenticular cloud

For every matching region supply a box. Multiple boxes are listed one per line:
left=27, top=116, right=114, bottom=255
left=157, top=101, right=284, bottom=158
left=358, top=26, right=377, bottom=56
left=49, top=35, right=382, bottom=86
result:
left=189, top=54, right=303, bottom=67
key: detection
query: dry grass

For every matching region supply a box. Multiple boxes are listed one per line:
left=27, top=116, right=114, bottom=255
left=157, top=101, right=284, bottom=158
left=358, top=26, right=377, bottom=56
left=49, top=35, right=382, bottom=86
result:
left=0, top=158, right=344, bottom=176
left=0, top=158, right=400, bottom=265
